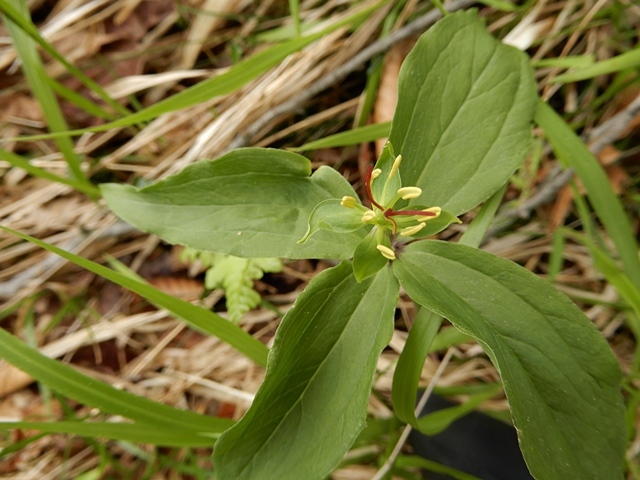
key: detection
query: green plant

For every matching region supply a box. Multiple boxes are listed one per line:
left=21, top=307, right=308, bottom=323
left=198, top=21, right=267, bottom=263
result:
left=0, top=8, right=629, bottom=480
left=96, top=10, right=626, bottom=480
left=181, top=248, right=283, bottom=323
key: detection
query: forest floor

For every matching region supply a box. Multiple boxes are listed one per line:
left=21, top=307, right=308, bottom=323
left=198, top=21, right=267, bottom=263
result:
left=0, top=1, right=639, bottom=478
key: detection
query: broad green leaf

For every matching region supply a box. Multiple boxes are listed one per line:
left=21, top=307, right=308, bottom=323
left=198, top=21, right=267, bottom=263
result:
left=214, top=262, right=399, bottom=480
left=391, top=187, right=503, bottom=429
left=0, top=327, right=232, bottom=434
left=389, top=10, right=537, bottom=216
left=353, top=227, right=389, bottom=282
left=393, top=241, right=625, bottom=480
left=535, top=100, right=640, bottom=290
left=101, top=148, right=365, bottom=260
left=0, top=226, right=268, bottom=366
left=298, top=198, right=365, bottom=244
left=0, top=421, right=217, bottom=447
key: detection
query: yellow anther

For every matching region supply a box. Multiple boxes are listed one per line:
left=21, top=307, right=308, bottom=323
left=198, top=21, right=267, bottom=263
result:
left=376, top=244, right=396, bottom=260
left=388, top=155, right=402, bottom=180
left=397, top=186, right=422, bottom=200
left=422, top=206, right=442, bottom=218
left=361, top=210, right=376, bottom=223
left=340, top=196, right=357, bottom=208
left=371, top=168, right=382, bottom=180
left=400, top=222, right=426, bottom=236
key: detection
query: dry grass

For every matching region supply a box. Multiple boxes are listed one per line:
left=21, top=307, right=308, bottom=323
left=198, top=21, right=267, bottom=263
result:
left=0, top=0, right=639, bottom=478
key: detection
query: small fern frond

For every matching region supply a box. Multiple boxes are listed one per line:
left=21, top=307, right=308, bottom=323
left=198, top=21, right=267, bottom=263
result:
left=182, top=248, right=282, bottom=323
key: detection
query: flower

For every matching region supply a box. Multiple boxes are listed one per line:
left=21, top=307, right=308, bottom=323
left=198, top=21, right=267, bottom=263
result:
left=342, top=153, right=441, bottom=260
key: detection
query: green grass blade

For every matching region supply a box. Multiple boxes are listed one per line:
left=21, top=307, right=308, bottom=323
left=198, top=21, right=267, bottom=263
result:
left=0, top=421, right=219, bottom=447
left=576, top=232, right=640, bottom=332
left=0, top=2, right=128, bottom=116
left=535, top=100, right=640, bottom=289
left=552, top=45, right=640, bottom=83
left=415, top=384, right=502, bottom=435
left=0, top=226, right=269, bottom=366
left=459, top=184, right=507, bottom=247
left=532, top=55, right=594, bottom=69
left=46, top=76, right=116, bottom=120
left=0, top=149, right=99, bottom=196
left=291, top=122, right=391, bottom=152
left=391, top=309, right=443, bottom=427
left=395, top=455, right=482, bottom=480
left=288, top=0, right=301, bottom=37
left=3, top=1, right=88, bottom=185
left=0, top=327, right=233, bottom=433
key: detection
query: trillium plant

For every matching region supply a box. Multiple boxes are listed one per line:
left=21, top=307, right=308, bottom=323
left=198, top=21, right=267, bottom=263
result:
left=101, top=11, right=625, bottom=480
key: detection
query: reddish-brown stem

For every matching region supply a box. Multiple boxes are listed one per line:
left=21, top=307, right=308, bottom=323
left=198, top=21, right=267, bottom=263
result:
left=364, top=164, right=385, bottom=211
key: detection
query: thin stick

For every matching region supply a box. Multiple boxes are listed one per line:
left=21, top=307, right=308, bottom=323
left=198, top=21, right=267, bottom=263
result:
left=371, top=347, right=455, bottom=480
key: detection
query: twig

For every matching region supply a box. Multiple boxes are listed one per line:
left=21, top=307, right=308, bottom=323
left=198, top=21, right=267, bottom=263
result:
left=371, top=347, right=455, bottom=480
left=225, top=0, right=477, bottom=152
left=0, top=221, right=136, bottom=302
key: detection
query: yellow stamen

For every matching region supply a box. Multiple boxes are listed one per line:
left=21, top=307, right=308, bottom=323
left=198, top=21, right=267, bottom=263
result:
left=397, top=186, right=422, bottom=200
left=422, top=206, right=441, bottom=219
left=388, top=155, right=402, bottom=180
left=376, top=244, right=396, bottom=260
left=371, top=168, right=382, bottom=180
left=361, top=210, right=376, bottom=223
left=340, top=196, right=357, bottom=208
left=400, top=222, right=426, bottom=236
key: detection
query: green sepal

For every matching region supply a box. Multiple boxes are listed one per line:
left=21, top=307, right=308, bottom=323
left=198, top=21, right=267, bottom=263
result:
left=298, top=199, right=365, bottom=244
left=372, top=141, right=402, bottom=207
left=353, top=227, right=389, bottom=283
